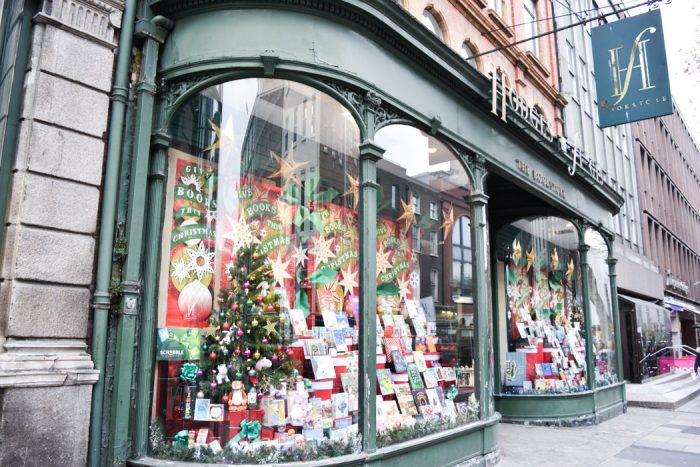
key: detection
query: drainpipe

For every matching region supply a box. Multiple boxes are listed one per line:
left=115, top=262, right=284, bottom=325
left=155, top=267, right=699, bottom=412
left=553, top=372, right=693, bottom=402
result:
left=88, top=0, right=138, bottom=465
left=106, top=15, right=173, bottom=464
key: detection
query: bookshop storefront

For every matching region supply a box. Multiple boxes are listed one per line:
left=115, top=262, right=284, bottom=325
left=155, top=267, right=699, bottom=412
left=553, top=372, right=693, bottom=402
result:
left=95, top=0, right=623, bottom=466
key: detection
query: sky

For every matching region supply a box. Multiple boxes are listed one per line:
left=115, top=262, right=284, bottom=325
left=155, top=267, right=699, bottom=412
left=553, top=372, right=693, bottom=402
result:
left=630, top=0, right=700, bottom=144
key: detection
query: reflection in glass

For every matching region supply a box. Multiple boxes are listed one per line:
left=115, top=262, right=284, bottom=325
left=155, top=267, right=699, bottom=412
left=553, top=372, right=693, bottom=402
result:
left=373, top=124, right=477, bottom=446
left=498, top=217, right=587, bottom=394
left=586, top=229, right=618, bottom=386
left=152, top=78, right=362, bottom=461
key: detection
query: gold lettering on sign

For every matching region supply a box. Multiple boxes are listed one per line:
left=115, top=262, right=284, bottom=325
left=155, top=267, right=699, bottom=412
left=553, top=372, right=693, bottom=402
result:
left=608, top=26, right=656, bottom=106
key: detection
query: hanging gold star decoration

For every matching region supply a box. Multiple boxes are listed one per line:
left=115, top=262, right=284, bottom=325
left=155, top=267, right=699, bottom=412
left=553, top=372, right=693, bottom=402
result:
left=551, top=248, right=559, bottom=269
left=513, top=240, right=522, bottom=264
left=268, top=150, right=308, bottom=187
left=526, top=248, right=535, bottom=272
left=439, top=204, right=455, bottom=243
left=343, top=173, right=360, bottom=210
left=203, top=117, right=234, bottom=153
left=263, top=320, right=278, bottom=336
left=566, top=258, right=575, bottom=281
left=397, top=193, right=417, bottom=233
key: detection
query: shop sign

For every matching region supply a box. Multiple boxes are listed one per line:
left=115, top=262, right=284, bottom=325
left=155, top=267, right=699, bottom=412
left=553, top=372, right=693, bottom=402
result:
left=515, top=159, right=566, bottom=200
left=591, top=10, right=672, bottom=128
left=491, top=68, right=610, bottom=189
left=490, top=66, right=554, bottom=144
left=557, top=133, right=606, bottom=184
left=665, top=270, right=689, bottom=295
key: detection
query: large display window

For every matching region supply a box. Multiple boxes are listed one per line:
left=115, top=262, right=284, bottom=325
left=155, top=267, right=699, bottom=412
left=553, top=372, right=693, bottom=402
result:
left=498, top=217, right=587, bottom=394
left=585, top=229, right=618, bottom=387
left=373, top=125, right=478, bottom=446
left=152, top=79, right=363, bottom=460
left=148, top=81, right=480, bottom=461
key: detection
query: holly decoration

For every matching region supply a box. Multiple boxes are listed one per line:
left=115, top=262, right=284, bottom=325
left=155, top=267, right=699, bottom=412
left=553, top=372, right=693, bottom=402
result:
left=198, top=243, right=298, bottom=400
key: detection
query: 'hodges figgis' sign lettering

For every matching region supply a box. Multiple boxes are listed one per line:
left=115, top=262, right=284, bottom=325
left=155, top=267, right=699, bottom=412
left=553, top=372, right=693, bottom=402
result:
left=591, top=9, right=672, bottom=127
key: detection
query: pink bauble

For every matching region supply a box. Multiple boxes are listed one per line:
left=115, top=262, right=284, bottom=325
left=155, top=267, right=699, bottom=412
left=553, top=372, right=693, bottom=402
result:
left=178, top=280, right=212, bottom=322
left=236, top=329, right=244, bottom=338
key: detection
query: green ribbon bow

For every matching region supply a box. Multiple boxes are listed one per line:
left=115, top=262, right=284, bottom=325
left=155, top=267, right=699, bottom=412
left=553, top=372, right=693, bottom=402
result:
left=173, top=430, right=190, bottom=449
left=445, top=384, right=458, bottom=400
left=179, top=363, right=198, bottom=383
left=226, top=419, right=261, bottom=447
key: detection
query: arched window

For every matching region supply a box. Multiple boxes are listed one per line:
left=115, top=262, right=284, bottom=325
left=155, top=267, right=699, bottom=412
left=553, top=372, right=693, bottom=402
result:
left=374, top=124, right=477, bottom=443
left=460, top=41, right=480, bottom=70
left=157, top=78, right=362, bottom=458
left=421, top=8, right=444, bottom=40
left=523, top=0, right=539, bottom=57
left=497, top=216, right=585, bottom=394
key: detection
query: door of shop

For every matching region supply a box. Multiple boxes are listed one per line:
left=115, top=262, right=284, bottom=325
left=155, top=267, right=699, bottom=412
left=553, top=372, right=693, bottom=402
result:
left=619, top=299, right=642, bottom=383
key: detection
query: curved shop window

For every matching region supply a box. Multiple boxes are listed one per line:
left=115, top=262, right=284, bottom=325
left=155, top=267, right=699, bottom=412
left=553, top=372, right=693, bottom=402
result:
left=373, top=124, right=478, bottom=446
left=498, top=217, right=586, bottom=394
left=585, top=229, right=618, bottom=387
left=151, top=78, right=364, bottom=460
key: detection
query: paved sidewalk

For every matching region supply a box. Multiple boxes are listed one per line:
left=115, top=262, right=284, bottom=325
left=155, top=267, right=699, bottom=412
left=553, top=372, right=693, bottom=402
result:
left=498, top=391, right=700, bottom=466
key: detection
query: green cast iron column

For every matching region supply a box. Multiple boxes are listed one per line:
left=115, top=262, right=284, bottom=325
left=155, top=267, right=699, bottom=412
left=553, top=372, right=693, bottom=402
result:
left=107, top=25, right=165, bottom=463
left=133, top=129, right=171, bottom=455
left=579, top=241, right=595, bottom=391
left=469, top=155, right=494, bottom=419
left=607, top=253, right=625, bottom=404
left=358, top=140, right=384, bottom=452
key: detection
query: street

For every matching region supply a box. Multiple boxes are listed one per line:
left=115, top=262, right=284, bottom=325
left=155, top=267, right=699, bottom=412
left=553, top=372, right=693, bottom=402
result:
left=499, top=393, right=700, bottom=466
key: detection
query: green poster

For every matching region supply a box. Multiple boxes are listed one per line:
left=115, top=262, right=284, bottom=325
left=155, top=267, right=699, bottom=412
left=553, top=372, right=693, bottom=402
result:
left=157, top=327, right=202, bottom=360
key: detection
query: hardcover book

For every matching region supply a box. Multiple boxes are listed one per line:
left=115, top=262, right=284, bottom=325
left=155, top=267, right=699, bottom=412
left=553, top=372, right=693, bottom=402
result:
left=413, top=351, right=427, bottom=372
left=376, top=368, right=395, bottom=395
left=422, top=368, right=439, bottom=388
left=390, top=350, right=408, bottom=373
left=407, top=363, right=424, bottom=389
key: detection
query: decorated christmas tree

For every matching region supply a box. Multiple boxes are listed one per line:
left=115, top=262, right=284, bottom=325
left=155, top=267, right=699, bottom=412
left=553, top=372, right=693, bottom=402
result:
left=197, top=243, right=298, bottom=405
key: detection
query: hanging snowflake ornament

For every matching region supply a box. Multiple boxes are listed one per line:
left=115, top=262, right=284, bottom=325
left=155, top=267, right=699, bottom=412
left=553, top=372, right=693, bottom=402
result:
left=223, top=214, right=260, bottom=256
left=409, top=270, right=420, bottom=288
left=186, top=242, right=215, bottom=280
left=171, top=257, right=191, bottom=283
left=310, top=235, right=336, bottom=265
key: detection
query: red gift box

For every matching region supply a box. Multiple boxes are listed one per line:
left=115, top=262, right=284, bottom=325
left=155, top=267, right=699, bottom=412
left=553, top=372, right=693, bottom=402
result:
left=261, top=427, right=274, bottom=441
left=227, top=410, right=246, bottom=428
left=247, top=409, right=264, bottom=424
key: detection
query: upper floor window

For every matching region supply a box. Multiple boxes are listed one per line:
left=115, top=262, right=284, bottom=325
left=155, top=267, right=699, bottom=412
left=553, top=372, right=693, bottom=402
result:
left=430, top=201, right=439, bottom=220
left=489, top=0, right=504, bottom=16
left=523, top=0, right=539, bottom=57
left=391, top=184, right=400, bottom=209
left=413, top=195, right=421, bottom=215
left=421, top=9, right=444, bottom=40
left=460, top=41, right=479, bottom=70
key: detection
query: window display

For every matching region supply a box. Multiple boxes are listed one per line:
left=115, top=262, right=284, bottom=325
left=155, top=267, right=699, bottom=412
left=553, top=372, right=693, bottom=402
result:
left=373, top=125, right=478, bottom=446
left=499, top=217, right=587, bottom=394
left=152, top=79, right=362, bottom=461
left=585, top=229, right=618, bottom=387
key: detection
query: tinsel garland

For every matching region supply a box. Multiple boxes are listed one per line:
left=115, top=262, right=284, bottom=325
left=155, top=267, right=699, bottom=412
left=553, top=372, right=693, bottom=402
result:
left=149, top=422, right=362, bottom=464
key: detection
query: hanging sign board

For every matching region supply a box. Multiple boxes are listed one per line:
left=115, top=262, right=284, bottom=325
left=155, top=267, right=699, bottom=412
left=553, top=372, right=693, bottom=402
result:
left=591, top=10, right=672, bottom=128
